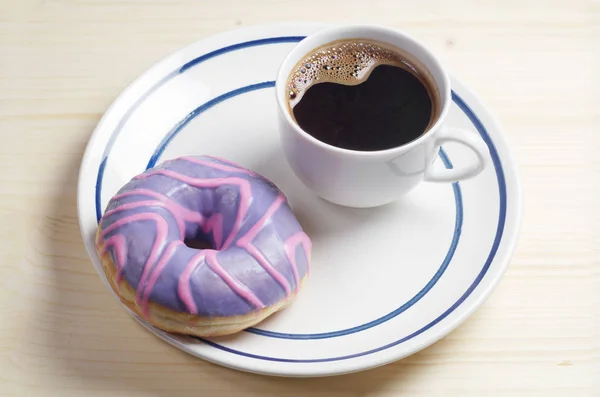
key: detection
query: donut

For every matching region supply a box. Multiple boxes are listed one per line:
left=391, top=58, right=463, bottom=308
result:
left=95, top=155, right=311, bottom=337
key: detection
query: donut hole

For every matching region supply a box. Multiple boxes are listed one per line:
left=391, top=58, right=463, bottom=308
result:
left=183, top=236, right=213, bottom=250
left=183, top=222, right=218, bottom=250
left=183, top=237, right=213, bottom=250
left=183, top=228, right=213, bottom=250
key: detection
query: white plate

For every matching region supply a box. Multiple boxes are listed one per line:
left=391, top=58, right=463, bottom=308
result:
left=77, top=23, right=522, bottom=377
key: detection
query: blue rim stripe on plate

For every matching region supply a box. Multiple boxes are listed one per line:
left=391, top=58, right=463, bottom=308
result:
left=93, top=35, right=506, bottom=362
left=179, top=37, right=306, bottom=73
left=95, top=157, right=107, bottom=222
left=144, top=81, right=463, bottom=340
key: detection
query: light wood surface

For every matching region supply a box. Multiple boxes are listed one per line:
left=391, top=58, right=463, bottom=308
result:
left=1, top=1, right=598, bottom=396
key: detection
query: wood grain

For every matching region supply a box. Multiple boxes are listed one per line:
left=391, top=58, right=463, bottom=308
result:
left=0, top=0, right=598, bottom=396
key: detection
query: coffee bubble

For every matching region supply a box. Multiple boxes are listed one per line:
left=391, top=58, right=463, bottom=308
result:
left=286, top=39, right=418, bottom=107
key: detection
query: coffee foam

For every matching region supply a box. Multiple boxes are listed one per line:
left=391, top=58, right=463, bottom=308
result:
left=286, top=39, right=421, bottom=107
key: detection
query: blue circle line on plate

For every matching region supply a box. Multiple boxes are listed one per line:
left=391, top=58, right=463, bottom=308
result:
left=145, top=81, right=463, bottom=340
left=198, top=90, right=506, bottom=363
left=92, top=34, right=506, bottom=361
left=195, top=90, right=506, bottom=363
left=146, top=81, right=276, bottom=170
left=95, top=36, right=306, bottom=223
left=249, top=149, right=461, bottom=339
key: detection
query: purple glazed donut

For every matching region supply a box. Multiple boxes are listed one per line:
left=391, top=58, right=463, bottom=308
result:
left=95, top=155, right=311, bottom=336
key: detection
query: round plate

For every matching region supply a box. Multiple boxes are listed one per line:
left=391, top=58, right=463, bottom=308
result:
left=77, top=23, right=522, bottom=377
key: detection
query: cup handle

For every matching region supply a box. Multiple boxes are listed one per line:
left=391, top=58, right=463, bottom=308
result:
left=425, top=127, right=490, bottom=182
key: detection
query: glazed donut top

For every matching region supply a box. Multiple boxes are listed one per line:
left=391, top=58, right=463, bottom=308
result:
left=97, top=156, right=311, bottom=318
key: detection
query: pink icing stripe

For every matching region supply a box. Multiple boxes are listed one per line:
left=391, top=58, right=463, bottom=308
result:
left=237, top=195, right=286, bottom=244
left=284, top=232, right=312, bottom=286
left=135, top=170, right=251, bottom=250
left=100, top=234, right=127, bottom=283
left=181, top=156, right=254, bottom=175
left=100, top=213, right=169, bottom=308
left=201, top=213, right=223, bottom=249
left=236, top=195, right=292, bottom=296
left=113, top=189, right=204, bottom=225
left=103, top=200, right=185, bottom=240
left=205, top=250, right=265, bottom=309
left=139, top=240, right=183, bottom=316
left=193, top=155, right=279, bottom=187
left=244, top=244, right=291, bottom=296
left=178, top=251, right=206, bottom=314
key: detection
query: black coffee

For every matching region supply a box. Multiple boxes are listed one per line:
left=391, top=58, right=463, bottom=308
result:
left=286, top=40, right=438, bottom=151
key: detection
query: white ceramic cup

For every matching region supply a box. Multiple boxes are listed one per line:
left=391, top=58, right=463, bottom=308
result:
left=275, top=25, right=490, bottom=208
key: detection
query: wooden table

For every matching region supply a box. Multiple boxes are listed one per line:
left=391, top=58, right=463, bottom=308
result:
left=1, top=1, right=597, bottom=396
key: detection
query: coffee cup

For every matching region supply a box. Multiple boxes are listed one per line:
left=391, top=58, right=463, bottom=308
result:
left=275, top=25, right=490, bottom=208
